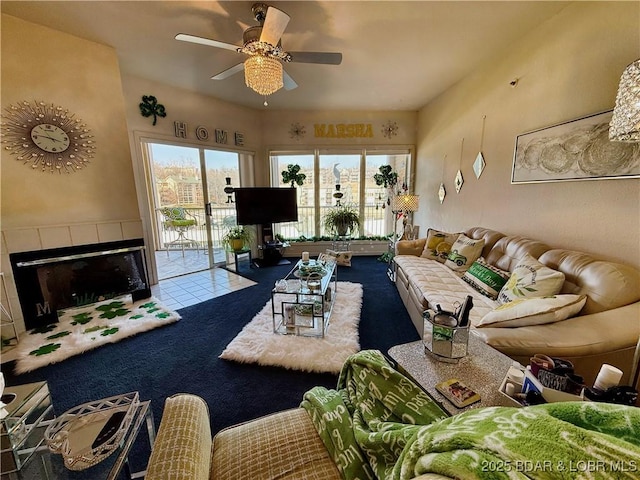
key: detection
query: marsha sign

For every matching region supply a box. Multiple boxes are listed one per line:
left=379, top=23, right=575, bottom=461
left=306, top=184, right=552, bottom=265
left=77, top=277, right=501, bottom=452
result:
left=314, top=123, right=373, bottom=138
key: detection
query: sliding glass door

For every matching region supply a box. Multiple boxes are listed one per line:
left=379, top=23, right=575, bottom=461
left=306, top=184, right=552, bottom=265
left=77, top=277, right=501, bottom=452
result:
left=144, top=141, right=241, bottom=279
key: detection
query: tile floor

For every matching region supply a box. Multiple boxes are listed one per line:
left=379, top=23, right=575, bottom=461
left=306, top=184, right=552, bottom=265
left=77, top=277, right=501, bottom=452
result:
left=150, top=267, right=256, bottom=311
left=155, top=248, right=222, bottom=280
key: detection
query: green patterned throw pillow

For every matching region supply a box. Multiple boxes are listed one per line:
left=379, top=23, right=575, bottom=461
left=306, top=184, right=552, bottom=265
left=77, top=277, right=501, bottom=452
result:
left=444, top=234, right=485, bottom=272
left=497, top=253, right=565, bottom=305
left=462, top=258, right=510, bottom=300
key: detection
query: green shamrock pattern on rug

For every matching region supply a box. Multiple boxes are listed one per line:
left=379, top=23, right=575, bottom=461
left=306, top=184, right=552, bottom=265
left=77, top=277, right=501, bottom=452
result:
left=71, top=312, right=93, bottom=325
left=46, top=331, right=71, bottom=340
left=16, top=295, right=180, bottom=373
left=30, top=343, right=61, bottom=356
left=96, top=301, right=131, bottom=319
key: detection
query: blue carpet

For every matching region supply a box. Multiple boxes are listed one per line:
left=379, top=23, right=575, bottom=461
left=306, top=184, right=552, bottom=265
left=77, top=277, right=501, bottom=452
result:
left=3, top=256, right=419, bottom=438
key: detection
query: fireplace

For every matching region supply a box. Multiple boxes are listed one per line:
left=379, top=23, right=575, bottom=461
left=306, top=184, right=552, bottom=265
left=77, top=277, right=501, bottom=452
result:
left=10, top=239, right=151, bottom=330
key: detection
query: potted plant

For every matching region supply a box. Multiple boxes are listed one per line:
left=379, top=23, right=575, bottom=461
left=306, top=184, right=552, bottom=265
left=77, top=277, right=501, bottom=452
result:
left=222, top=226, right=252, bottom=251
left=323, top=205, right=360, bottom=237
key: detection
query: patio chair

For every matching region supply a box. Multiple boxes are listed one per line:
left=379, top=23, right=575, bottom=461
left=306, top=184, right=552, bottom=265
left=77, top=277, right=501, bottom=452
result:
left=161, top=206, right=198, bottom=257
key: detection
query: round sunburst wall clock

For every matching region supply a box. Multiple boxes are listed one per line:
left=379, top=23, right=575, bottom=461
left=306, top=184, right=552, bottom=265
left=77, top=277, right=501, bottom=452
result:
left=1, top=100, right=96, bottom=173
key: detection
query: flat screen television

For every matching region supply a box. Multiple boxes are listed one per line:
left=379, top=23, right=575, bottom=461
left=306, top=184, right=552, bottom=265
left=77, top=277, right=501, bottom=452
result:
left=234, top=187, right=298, bottom=225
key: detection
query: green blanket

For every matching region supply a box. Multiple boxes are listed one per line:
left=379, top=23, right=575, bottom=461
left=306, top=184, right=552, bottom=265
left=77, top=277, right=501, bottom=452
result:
left=301, top=350, right=640, bottom=480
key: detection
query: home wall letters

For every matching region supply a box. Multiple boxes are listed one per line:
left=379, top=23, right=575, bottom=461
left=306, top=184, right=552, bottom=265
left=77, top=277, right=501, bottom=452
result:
left=173, top=121, right=244, bottom=146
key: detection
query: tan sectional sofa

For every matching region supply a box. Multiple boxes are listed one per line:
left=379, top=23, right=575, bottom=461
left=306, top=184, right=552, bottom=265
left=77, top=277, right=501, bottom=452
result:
left=394, top=226, right=640, bottom=387
left=145, top=394, right=450, bottom=480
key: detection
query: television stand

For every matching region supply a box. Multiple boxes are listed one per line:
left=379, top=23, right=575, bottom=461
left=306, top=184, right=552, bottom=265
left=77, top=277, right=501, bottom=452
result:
left=255, top=242, right=290, bottom=268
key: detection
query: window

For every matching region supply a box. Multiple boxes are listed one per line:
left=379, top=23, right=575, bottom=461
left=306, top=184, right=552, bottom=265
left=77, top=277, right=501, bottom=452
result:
left=270, top=148, right=412, bottom=239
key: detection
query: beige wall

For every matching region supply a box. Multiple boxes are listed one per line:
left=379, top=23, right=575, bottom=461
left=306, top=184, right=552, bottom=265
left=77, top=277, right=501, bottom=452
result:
left=1, top=15, right=140, bottom=234
left=414, top=2, right=640, bottom=268
left=260, top=109, right=417, bottom=185
left=1, top=15, right=143, bottom=333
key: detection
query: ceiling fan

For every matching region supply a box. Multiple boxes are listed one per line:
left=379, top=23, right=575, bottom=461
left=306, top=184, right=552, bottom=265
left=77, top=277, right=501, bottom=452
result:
left=175, top=3, right=342, bottom=103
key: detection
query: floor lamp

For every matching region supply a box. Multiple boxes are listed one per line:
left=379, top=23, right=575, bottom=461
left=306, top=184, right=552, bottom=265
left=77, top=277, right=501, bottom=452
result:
left=609, top=58, right=640, bottom=391
left=392, top=193, right=419, bottom=241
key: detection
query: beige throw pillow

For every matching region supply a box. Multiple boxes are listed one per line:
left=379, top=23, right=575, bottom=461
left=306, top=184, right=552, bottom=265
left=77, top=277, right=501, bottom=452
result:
left=444, top=234, right=485, bottom=272
left=497, top=253, right=565, bottom=304
left=477, top=294, right=587, bottom=328
left=421, top=229, right=459, bottom=263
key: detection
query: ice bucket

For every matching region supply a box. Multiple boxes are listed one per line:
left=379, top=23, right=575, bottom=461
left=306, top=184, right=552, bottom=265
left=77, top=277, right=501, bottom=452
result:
left=423, top=310, right=469, bottom=363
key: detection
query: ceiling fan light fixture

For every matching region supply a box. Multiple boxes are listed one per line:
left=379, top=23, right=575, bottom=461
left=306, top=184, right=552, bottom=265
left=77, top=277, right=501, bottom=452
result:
left=244, top=55, right=283, bottom=96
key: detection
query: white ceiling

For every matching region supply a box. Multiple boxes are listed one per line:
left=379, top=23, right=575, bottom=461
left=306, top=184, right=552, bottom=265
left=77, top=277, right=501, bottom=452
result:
left=1, top=1, right=570, bottom=111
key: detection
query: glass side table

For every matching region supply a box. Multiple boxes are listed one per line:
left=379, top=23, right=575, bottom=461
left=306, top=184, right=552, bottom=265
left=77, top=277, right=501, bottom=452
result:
left=331, top=236, right=351, bottom=252
left=1, top=394, right=155, bottom=480
left=1, top=381, right=54, bottom=475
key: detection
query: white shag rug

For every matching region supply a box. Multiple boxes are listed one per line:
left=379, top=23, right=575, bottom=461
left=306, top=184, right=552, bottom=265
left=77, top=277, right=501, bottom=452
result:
left=220, top=282, right=363, bottom=374
left=14, top=295, right=180, bottom=374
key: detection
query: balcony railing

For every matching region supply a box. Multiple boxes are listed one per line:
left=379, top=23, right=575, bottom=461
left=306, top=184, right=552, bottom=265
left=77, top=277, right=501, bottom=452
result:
left=156, top=206, right=236, bottom=251
left=155, top=204, right=392, bottom=252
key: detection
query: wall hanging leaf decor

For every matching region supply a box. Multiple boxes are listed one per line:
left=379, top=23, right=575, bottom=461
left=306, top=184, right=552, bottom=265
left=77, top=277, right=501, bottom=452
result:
left=139, top=95, right=166, bottom=126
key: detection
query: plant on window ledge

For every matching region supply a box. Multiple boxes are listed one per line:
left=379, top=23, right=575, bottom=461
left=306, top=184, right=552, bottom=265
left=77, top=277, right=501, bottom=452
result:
left=323, top=205, right=361, bottom=237
left=281, top=164, right=306, bottom=187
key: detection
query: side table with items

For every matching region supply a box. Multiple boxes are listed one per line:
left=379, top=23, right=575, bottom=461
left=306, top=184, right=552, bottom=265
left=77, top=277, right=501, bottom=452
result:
left=388, top=335, right=517, bottom=415
left=1, top=389, right=155, bottom=480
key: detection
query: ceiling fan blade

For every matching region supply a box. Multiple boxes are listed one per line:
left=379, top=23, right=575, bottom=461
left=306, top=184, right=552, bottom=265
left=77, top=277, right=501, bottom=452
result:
left=283, top=70, right=298, bottom=91
left=259, top=6, right=290, bottom=46
left=175, top=33, right=240, bottom=52
left=287, top=51, right=342, bottom=65
left=211, top=63, right=245, bottom=80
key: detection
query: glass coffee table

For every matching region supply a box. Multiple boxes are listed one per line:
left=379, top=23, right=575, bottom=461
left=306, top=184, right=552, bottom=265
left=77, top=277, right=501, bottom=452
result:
left=3, top=393, right=155, bottom=480
left=271, top=258, right=337, bottom=338
left=388, top=334, right=519, bottom=415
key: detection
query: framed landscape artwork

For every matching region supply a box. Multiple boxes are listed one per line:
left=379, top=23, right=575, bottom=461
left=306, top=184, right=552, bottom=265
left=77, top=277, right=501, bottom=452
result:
left=512, top=110, right=640, bottom=184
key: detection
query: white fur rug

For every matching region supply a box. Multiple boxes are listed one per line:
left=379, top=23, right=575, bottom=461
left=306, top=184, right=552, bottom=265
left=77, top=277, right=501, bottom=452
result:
left=14, top=295, right=180, bottom=374
left=220, top=282, right=363, bottom=374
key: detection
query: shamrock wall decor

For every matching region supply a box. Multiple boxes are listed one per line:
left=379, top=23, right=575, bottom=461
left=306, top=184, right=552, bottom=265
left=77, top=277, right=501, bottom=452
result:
left=139, top=95, right=166, bottom=126
left=281, top=164, right=306, bottom=187
left=373, top=164, right=398, bottom=188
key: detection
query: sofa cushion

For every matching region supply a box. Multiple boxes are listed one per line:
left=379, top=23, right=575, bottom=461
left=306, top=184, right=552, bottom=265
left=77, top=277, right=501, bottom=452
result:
left=421, top=229, right=459, bottom=263
left=538, top=249, right=640, bottom=315
left=462, top=258, right=510, bottom=300
left=212, top=408, right=341, bottom=480
left=444, top=234, right=485, bottom=272
left=394, top=255, right=497, bottom=325
left=497, top=253, right=565, bottom=304
left=477, top=294, right=587, bottom=328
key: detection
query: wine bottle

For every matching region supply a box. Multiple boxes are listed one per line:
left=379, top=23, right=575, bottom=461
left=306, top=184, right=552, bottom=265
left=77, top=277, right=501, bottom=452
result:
left=457, top=295, right=473, bottom=327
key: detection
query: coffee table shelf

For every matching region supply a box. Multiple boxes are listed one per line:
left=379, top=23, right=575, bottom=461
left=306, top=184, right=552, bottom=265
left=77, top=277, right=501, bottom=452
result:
left=271, top=259, right=337, bottom=338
